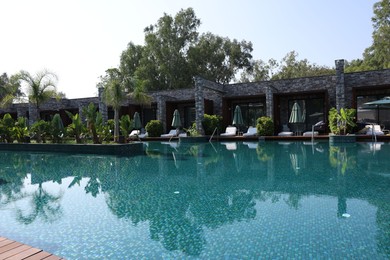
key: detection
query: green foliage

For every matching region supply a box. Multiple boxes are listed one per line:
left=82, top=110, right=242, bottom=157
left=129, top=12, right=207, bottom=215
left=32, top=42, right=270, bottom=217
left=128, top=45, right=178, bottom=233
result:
left=66, top=111, right=86, bottom=144
left=30, top=120, right=50, bottom=143
left=185, top=123, right=200, bottom=137
left=17, top=70, right=59, bottom=121
left=202, top=114, right=222, bottom=135
left=120, top=115, right=133, bottom=137
left=50, top=114, right=65, bottom=143
left=119, top=8, right=253, bottom=90
left=82, top=103, right=101, bottom=144
left=0, top=73, right=23, bottom=108
left=145, top=120, right=163, bottom=137
left=345, top=0, right=390, bottom=71
left=101, top=68, right=128, bottom=141
left=242, top=51, right=334, bottom=82
left=98, top=119, right=114, bottom=143
left=0, top=113, right=15, bottom=143
left=188, top=33, right=253, bottom=84
left=12, top=117, right=29, bottom=143
left=328, top=107, right=356, bottom=135
left=256, top=116, right=274, bottom=136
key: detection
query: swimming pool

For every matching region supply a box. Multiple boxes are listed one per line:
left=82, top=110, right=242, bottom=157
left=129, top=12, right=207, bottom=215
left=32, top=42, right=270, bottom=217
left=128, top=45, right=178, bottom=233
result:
left=0, top=141, right=389, bottom=259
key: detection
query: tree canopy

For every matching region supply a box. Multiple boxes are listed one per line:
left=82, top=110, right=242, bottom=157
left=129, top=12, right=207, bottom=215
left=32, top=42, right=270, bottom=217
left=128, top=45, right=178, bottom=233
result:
left=240, top=51, right=334, bottom=82
left=116, top=8, right=253, bottom=90
left=346, top=0, right=390, bottom=72
left=0, top=73, right=23, bottom=107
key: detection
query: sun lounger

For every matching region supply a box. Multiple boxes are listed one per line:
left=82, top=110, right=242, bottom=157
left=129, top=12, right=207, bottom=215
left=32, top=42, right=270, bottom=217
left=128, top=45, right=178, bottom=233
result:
left=129, top=130, right=140, bottom=137
left=161, top=129, right=178, bottom=138
left=303, top=131, right=319, bottom=137
left=221, top=126, right=237, bottom=136
left=243, top=126, right=257, bottom=137
left=365, top=124, right=384, bottom=136
left=278, top=125, right=293, bottom=136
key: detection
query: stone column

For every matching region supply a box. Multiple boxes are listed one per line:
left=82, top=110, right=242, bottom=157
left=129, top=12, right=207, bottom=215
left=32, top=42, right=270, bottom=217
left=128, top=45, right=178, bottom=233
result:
left=28, top=103, right=39, bottom=126
left=156, top=95, right=167, bottom=132
left=335, top=59, right=345, bottom=111
left=266, top=86, right=274, bottom=119
left=194, top=76, right=205, bottom=135
left=98, top=87, right=108, bottom=123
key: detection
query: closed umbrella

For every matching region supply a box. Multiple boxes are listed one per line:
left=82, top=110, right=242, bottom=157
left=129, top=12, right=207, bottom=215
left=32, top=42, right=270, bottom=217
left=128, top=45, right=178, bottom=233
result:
left=289, top=102, right=304, bottom=123
left=232, top=105, right=244, bottom=126
left=133, top=112, right=142, bottom=130
left=289, top=102, right=304, bottom=134
left=171, top=109, right=182, bottom=129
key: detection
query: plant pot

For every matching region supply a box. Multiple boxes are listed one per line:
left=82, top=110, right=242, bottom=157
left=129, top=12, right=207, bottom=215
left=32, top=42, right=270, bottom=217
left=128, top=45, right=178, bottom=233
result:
left=329, top=134, right=356, bottom=144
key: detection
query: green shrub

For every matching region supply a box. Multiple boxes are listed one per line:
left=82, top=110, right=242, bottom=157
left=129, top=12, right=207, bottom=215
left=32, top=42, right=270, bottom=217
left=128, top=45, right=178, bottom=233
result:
left=50, top=113, right=65, bottom=143
left=145, top=120, right=163, bottom=137
left=120, top=115, right=133, bottom=137
left=0, top=113, right=15, bottom=143
left=12, top=117, right=29, bottom=143
left=30, top=120, right=50, bottom=143
left=256, top=116, right=274, bottom=136
left=328, top=107, right=356, bottom=135
left=202, top=114, right=222, bottom=135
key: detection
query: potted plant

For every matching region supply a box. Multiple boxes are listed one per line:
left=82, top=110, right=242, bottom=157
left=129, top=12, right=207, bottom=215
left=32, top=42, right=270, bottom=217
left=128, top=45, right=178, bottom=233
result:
left=328, top=107, right=357, bottom=143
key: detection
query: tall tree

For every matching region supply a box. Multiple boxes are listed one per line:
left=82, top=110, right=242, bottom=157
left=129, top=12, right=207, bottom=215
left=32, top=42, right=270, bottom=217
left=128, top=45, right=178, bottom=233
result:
left=363, top=0, right=390, bottom=69
left=346, top=0, right=390, bottom=72
left=188, top=33, right=253, bottom=84
left=0, top=73, right=23, bottom=107
left=240, top=51, right=334, bottom=81
left=137, top=8, right=200, bottom=90
left=18, top=70, right=59, bottom=121
left=119, top=8, right=254, bottom=90
left=271, top=51, right=334, bottom=80
left=101, top=68, right=128, bottom=142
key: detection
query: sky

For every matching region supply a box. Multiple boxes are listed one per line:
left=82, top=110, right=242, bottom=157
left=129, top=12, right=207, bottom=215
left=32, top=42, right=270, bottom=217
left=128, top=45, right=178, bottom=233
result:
left=1, top=0, right=377, bottom=98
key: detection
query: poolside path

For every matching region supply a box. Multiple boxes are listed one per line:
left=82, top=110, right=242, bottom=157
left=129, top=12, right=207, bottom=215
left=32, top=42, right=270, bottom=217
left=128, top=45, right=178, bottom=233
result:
left=0, top=237, right=64, bottom=260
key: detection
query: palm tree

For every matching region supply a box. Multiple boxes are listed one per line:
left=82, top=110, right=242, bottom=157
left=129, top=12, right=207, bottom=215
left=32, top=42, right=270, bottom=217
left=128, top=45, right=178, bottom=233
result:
left=82, top=103, right=101, bottom=144
left=18, top=70, right=58, bottom=122
left=101, top=68, right=127, bottom=142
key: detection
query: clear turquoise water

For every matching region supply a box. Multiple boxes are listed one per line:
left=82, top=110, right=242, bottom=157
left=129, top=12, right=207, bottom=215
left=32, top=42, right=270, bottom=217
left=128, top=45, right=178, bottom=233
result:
left=0, top=141, right=389, bottom=259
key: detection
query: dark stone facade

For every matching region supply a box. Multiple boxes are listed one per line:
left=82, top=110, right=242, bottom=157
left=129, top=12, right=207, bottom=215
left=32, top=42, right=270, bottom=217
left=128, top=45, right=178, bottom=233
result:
left=1, top=59, right=390, bottom=133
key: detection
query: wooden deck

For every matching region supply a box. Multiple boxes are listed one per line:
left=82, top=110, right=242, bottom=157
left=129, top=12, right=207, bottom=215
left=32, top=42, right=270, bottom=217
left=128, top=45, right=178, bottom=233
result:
left=0, top=237, right=64, bottom=260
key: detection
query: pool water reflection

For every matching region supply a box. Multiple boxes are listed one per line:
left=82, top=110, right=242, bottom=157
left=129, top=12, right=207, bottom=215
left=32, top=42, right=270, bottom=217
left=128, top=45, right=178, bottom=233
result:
left=0, top=141, right=389, bottom=259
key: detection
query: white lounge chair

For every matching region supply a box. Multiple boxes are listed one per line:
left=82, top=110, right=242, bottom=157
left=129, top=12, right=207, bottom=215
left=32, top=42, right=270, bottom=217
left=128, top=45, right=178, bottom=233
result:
left=221, top=126, right=237, bottom=136
left=243, top=126, right=257, bottom=137
left=366, top=124, right=384, bottom=136
left=129, top=130, right=140, bottom=137
left=161, top=129, right=178, bottom=137
left=303, top=131, right=319, bottom=137
left=278, top=124, right=293, bottom=136
left=138, top=132, right=148, bottom=138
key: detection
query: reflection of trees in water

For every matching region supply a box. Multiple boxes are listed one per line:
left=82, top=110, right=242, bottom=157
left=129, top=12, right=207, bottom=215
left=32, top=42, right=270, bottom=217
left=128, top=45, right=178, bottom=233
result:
left=16, top=183, right=63, bottom=224
left=105, top=165, right=258, bottom=256
left=0, top=144, right=389, bottom=257
left=0, top=152, right=30, bottom=209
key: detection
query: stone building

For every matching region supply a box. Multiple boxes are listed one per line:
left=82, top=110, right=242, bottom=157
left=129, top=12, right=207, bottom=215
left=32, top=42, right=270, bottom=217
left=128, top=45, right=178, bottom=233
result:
left=1, top=59, right=390, bottom=134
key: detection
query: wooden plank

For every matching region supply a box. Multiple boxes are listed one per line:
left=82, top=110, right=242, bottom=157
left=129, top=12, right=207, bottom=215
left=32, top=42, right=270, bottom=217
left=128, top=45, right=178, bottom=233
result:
left=0, top=244, right=30, bottom=260
left=0, top=242, right=22, bottom=254
left=42, top=255, right=63, bottom=260
left=0, top=237, right=63, bottom=260
left=0, top=239, right=14, bottom=247
left=6, top=247, right=41, bottom=260
left=23, top=251, right=51, bottom=260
